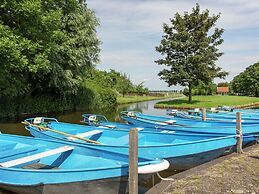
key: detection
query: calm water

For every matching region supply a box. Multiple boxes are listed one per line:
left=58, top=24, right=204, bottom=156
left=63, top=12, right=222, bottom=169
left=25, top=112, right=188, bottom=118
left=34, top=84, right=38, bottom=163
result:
left=0, top=98, right=171, bottom=135
left=0, top=98, right=179, bottom=194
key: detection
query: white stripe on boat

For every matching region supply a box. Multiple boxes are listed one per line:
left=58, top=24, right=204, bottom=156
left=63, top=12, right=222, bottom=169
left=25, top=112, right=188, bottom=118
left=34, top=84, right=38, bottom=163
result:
left=161, top=130, right=169, bottom=133
left=66, top=130, right=103, bottom=141
left=105, top=125, right=116, bottom=128
left=0, top=146, right=74, bottom=168
left=232, top=119, right=245, bottom=122
left=165, top=120, right=176, bottom=124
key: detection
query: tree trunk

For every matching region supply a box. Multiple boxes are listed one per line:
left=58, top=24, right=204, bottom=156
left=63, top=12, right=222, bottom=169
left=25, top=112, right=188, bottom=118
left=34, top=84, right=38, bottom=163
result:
left=188, top=82, right=192, bottom=103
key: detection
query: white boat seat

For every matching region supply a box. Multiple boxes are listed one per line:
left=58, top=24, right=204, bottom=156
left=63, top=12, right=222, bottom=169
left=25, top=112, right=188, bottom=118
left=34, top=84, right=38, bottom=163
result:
left=164, top=120, right=176, bottom=124
left=161, top=130, right=169, bottom=133
left=66, top=130, right=103, bottom=141
left=104, top=125, right=116, bottom=128
left=0, top=146, right=74, bottom=168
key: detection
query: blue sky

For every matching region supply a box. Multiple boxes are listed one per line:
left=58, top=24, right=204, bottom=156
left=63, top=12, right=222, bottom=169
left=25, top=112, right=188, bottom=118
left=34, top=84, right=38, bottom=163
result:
left=87, top=0, right=259, bottom=90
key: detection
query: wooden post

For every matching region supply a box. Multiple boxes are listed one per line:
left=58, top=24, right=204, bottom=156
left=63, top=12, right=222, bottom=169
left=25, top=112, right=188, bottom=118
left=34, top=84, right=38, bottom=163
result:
left=236, top=112, right=243, bottom=153
left=129, top=128, right=138, bottom=194
left=202, top=108, right=206, bottom=121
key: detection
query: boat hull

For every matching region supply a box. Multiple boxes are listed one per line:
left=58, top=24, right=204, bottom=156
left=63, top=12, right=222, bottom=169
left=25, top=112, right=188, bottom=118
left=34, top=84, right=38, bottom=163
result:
left=27, top=124, right=239, bottom=171
left=124, top=116, right=259, bottom=135
left=167, top=146, right=231, bottom=170
left=0, top=176, right=129, bottom=194
left=0, top=134, right=168, bottom=194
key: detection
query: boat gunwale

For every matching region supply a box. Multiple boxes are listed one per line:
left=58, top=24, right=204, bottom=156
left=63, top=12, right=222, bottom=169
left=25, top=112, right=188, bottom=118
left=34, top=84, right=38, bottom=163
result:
left=26, top=125, right=242, bottom=148
left=123, top=114, right=259, bottom=129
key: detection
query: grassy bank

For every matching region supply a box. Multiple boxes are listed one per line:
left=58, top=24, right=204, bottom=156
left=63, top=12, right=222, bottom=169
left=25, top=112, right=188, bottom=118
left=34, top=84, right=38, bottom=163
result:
left=117, top=94, right=183, bottom=105
left=155, top=95, right=259, bottom=109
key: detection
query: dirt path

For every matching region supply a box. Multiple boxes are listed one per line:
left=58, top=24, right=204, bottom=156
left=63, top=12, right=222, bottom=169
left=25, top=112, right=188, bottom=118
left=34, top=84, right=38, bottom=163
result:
left=147, top=144, right=259, bottom=194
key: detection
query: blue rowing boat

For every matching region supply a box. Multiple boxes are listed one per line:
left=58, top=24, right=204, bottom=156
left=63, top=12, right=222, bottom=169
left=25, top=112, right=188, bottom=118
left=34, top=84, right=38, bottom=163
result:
left=81, top=113, right=256, bottom=136
left=174, top=110, right=259, bottom=122
left=0, top=133, right=168, bottom=194
left=81, top=114, right=135, bottom=130
left=23, top=117, right=254, bottom=170
left=120, top=111, right=259, bottom=135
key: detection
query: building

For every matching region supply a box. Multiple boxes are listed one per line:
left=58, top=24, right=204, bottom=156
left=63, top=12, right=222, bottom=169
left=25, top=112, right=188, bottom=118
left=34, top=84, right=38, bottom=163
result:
left=217, top=87, right=229, bottom=95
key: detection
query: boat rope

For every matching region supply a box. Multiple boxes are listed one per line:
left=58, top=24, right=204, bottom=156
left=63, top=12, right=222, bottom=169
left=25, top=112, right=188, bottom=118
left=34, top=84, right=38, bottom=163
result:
left=156, top=172, right=174, bottom=181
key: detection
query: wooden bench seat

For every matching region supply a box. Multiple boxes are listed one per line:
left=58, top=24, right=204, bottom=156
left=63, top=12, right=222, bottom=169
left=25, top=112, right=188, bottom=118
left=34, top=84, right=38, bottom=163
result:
left=66, top=130, right=103, bottom=141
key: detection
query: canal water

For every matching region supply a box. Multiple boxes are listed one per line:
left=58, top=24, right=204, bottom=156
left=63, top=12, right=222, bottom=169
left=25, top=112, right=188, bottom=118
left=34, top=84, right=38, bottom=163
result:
left=0, top=98, right=180, bottom=194
left=0, top=98, right=171, bottom=135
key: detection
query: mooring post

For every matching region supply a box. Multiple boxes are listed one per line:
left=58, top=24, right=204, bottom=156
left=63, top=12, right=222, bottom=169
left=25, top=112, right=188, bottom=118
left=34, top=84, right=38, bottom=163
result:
left=236, top=112, right=243, bottom=153
left=202, top=108, right=206, bottom=121
left=129, top=128, right=138, bottom=194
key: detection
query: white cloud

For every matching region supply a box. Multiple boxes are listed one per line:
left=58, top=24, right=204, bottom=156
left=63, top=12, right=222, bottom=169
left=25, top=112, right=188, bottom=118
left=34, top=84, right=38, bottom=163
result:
left=88, top=0, right=259, bottom=90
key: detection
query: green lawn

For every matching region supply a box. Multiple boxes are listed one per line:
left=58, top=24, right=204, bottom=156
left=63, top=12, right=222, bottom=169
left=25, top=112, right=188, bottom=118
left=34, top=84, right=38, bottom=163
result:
left=117, top=94, right=183, bottom=105
left=155, top=95, right=259, bottom=109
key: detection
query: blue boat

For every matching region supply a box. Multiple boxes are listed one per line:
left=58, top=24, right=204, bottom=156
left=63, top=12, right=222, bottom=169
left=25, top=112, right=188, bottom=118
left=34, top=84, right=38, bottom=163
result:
left=23, top=117, right=253, bottom=170
left=81, top=113, right=178, bottom=134
left=81, top=114, right=135, bottom=130
left=120, top=111, right=259, bottom=135
left=0, top=133, right=168, bottom=194
left=174, top=109, right=259, bottom=122
left=81, top=113, right=256, bottom=136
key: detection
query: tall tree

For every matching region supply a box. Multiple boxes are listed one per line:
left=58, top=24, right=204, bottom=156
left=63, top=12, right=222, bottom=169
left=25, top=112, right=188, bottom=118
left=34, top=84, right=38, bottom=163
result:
left=231, top=62, right=259, bottom=97
left=155, top=4, right=228, bottom=103
left=0, top=0, right=100, bottom=99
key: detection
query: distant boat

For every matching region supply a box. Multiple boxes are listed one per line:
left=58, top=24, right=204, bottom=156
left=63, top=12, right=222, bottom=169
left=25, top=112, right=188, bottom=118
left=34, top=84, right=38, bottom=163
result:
left=81, top=113, right=257, bottom=136
left=120, top=111, right=259, bottom=135
left=23, top=117, right=251, bottom=170
left=173, top=109, right=259, bottom=122
left=0, top=133, right=168, bottom=194
left=81, top=114, right=137, bottom=130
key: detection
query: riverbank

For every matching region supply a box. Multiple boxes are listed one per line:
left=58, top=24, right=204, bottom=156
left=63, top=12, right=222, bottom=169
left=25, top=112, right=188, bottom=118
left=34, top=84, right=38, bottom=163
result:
left=146, top=143, right=259, bottom=194
left=117, top=94, right=183, bottom=105
left=154, top=95, right=259, bottom=109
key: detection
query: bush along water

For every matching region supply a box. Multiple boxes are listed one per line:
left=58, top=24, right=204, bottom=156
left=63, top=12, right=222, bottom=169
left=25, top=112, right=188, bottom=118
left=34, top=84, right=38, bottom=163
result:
left=0, top=80, right=117, bottom=118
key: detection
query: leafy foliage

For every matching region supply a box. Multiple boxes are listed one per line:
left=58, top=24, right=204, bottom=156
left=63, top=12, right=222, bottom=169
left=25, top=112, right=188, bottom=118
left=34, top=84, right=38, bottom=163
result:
left=217, top=82, right=229, bottom=87
left=0, top=0, right=100, bottom=99
left=86, top=69, right=148, bottom=96
left=231, top=62, right=259, bottom=97
left=155, top=4, right=228, bottom=102
left=183, top=81, right=217, bottom=96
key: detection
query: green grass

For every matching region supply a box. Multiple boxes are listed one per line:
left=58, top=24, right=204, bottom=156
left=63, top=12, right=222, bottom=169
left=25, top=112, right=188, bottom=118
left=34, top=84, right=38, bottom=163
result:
left=117, top=94, right=183, bottom=105
left=155, top=95, right=259, bottom=109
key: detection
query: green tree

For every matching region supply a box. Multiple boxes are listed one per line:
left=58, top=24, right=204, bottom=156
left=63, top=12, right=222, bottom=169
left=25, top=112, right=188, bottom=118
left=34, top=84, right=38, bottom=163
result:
left=217, top=82, right=229, bottom=87
left=231, top=62, right=259, bottom=97
left=0, top=0, right=100, bottom=99
left=135, top=82, right=149, bottom=95
left=116, top=73, right=133, bottom=97
left=155, top=4, right=228, bottom=103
